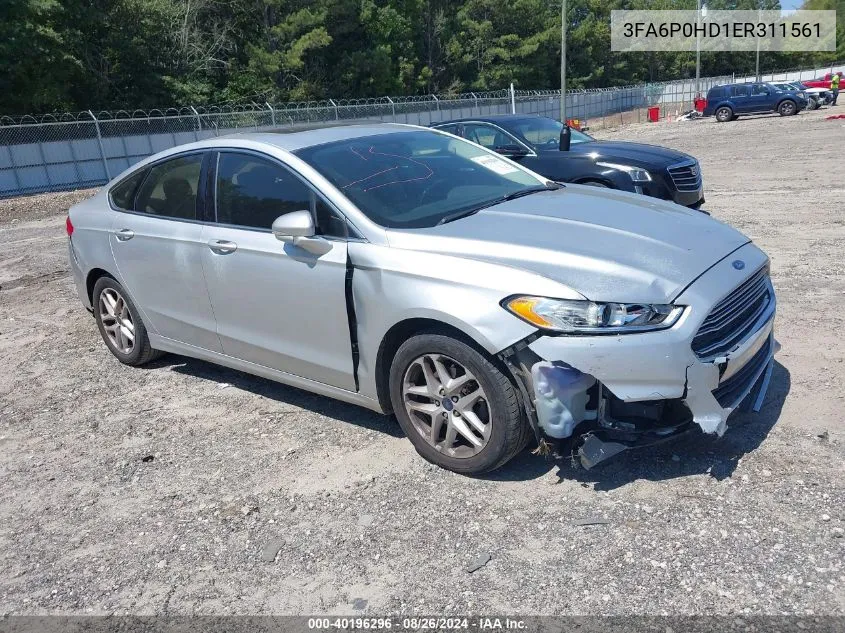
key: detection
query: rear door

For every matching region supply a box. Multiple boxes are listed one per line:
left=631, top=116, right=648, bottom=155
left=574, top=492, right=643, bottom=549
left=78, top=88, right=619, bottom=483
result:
left=109, top=152, right=222, bottom=351
left=200, top=150, right=356, bottom=390
left=730, top=85, right=751, bottom=112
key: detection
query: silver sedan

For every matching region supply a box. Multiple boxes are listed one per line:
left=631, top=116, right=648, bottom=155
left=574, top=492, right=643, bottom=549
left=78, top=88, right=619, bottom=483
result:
left=67, top=123, right=778, bottom=473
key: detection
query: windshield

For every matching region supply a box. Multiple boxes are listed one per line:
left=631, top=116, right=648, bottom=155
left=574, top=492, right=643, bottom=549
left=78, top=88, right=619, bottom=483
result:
left=510, top=117, right=594, bottom=149
left=295, top=130, right=546, bottom=228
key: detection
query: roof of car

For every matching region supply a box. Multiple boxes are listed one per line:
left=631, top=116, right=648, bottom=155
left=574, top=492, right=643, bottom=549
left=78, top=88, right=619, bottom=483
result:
left=433, top=114, right=544, bottom=126
left=710, top=81, right=774, bottom=89
left=219, top=122, right=421, bottom=151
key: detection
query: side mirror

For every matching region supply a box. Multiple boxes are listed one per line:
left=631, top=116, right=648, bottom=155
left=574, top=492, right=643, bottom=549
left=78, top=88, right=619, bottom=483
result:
left=272, top=210, right=332, bottom=256
left=559, top=125, right=571, bottom=152
left=494, top=144, right=529, bottom=157
left=272, top=210, right=315, bottom=243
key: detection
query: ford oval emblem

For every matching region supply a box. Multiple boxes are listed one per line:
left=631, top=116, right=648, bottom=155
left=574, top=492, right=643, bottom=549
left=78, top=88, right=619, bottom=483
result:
left=732, top=260, right=745, bottom=270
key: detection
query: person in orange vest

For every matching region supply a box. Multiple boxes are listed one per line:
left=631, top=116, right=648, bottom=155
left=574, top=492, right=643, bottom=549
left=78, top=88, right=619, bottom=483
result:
left=831, top=72, right=840, bottom=106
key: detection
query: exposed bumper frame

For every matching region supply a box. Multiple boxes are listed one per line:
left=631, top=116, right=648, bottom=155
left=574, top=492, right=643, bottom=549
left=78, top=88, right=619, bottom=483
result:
left=503, top=242, right=779, bottom=467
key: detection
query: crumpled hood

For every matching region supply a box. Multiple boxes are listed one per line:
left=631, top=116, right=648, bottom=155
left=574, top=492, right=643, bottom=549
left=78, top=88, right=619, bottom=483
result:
left=385, top=186, right=750, bottom=304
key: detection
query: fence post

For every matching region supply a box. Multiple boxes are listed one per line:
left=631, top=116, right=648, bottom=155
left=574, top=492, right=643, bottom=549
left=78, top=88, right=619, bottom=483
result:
left=329, top=99, right=339, bottom=120
left=266, top=102, right=276, bottom=126
left=88, top=110, right=111, bottom=181
left=510, top=83, right=516, bottom=114
left=432, top=95, right=440, bottom=114
left=190, top=106, right=202, bottom=132
left=386, top=96, right=395, bottom=122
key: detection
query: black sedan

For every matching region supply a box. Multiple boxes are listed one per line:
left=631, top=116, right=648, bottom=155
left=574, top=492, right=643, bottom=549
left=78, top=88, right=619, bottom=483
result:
left=432, top=115, right=704, bottom=209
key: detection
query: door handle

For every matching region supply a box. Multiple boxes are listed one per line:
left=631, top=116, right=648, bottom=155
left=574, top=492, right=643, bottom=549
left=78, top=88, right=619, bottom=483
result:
left=114, top=228, right=134, bottom=241
left=208, top=239, right=237, bottom=255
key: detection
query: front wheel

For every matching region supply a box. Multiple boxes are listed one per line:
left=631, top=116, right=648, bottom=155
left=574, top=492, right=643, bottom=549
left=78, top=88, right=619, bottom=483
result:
left=388, top=333, right=529, bottom=474
left=778, top=100, right=797, bottom=116
left=715, top=106, right=733, bottom=122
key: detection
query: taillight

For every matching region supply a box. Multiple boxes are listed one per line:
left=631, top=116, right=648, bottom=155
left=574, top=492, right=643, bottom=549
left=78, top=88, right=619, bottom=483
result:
left=66, top=216, right=74, bottom=237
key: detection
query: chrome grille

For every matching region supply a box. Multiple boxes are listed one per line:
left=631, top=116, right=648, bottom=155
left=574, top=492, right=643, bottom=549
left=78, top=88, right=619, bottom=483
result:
left=692, top=266, right=772, bottom=359
left=712, top=336, right=772, bottom=408
left=667, top=161, right=702, bottom=192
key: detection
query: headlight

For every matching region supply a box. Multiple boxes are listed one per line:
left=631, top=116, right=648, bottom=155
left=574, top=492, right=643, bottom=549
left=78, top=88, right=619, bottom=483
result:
left=596, top=161, right=652, bottom=183
left=503, top=296, right=685, bottom=334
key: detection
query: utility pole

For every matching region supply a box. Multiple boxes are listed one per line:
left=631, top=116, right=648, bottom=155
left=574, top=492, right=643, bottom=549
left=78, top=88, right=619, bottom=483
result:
left=560, top=0, right=567, bottom=123
left=695, top=0, right=701, bottom=98
left=755, top=8, right=761, bottom=82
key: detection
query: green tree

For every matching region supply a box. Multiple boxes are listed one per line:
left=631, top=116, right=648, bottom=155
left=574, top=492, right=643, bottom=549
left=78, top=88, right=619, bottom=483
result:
left=0, top=0, right=79, bottom=112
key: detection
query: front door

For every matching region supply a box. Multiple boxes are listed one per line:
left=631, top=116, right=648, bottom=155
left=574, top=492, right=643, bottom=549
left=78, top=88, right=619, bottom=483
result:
left=109, top=152, right=222, bottom=352
left=748, top=84, right=773, bottom=112
left=200, top=150, right=355, bottom=391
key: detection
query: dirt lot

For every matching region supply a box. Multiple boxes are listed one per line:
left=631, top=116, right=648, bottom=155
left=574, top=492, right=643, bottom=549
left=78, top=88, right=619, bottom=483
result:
left=1, top=107, right=843, bottom=616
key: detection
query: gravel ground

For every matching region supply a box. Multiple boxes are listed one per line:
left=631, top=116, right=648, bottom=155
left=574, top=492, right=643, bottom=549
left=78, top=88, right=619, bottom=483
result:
left=1, top=107, right=844, bottom=616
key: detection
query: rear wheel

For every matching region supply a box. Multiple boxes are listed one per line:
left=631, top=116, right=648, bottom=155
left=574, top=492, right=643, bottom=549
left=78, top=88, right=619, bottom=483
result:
left=93, top=277, right=163, bottom=366
left=778, top=100, right=797, bottom=116
left=388, top=333, right=529, bottom=474
left=715, top=106, right=733, bottom=122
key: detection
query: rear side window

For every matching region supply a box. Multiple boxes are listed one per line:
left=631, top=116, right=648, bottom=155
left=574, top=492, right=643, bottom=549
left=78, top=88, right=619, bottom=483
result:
left=707, top=87, right=724, bottom=99
left=109, top=170, right=146, bottom=211
left=215, top=152, right=347, bottom=237
left=731, top=85, right=750, bottom=97
left=752, top=84, right=770, bottom=95
left=134, top=154, right=203, bottom=220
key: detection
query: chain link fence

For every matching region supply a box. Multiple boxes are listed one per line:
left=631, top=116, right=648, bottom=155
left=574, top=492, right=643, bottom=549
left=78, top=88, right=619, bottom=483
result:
left=1, top=61, right=841, bottom=198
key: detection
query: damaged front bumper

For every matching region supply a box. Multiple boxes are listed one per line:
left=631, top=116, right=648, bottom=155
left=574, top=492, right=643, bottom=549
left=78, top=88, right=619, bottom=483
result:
left=506, top=243, right=779, bottom=469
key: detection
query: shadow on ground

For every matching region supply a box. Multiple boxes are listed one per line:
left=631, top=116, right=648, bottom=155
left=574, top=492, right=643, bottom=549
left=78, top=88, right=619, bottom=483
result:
left=149, top=355, right=790, bottom=490
left=486, top=361, right=791, bottom=490
left=149, top=354, right=403, bottom=438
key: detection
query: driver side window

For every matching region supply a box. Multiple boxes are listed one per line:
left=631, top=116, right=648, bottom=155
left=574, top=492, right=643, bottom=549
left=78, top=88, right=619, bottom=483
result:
left=215, top=152, right=347, bottom=237
left=462, top=123, right=519, bottom=151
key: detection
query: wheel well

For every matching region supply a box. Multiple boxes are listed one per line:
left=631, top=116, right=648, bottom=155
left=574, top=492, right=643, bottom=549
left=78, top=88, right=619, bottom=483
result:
left=374, top=318, right=494, bottom=414
left=86, top=268, right=113, bottom=304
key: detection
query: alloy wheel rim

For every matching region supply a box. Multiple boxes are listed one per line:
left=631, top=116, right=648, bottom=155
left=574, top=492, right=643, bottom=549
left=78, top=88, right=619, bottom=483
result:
left=402, top=354, right=491, bottom=458
left=99, top=288, right=135, bottom=354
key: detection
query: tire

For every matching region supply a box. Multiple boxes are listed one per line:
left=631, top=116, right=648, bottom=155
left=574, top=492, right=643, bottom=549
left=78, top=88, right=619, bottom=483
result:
left=92, top=276, right=163, bottom=366
left=715, top=106, right=733, bottom=122
left=778, top=100, right=797, bottom=116
left=388, top=333, right=529, bottom=474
